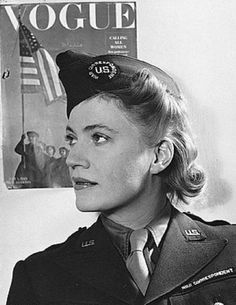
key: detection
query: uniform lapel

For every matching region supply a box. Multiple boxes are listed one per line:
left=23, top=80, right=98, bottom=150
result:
left=54, top=218, right=139, bottom=305
left=144, top=208, right=227, bottom=304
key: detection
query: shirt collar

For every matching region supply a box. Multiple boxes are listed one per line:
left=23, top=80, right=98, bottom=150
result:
left=100, top=202, right=171, bottom=260
left=100, top=214, right=132, bottom=260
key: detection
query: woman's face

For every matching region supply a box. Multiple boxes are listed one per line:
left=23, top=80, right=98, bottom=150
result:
left=66, top=95, right=156, bottom=215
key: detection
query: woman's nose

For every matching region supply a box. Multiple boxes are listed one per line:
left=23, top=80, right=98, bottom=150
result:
left=66, top=144, right=90, bottom=169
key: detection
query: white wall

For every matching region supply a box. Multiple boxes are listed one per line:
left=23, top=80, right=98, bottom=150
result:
left=137, top=0, right=236, bottom=221
left=1, top=0, right=236, bottom=304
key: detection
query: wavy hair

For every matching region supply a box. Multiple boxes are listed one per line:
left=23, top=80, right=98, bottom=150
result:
left=100, top=68, right=205, bottom=204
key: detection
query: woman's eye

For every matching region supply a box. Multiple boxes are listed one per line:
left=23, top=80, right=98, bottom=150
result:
left=92, top=133, right=109, bottom=144
left=65, top=135, right=77, bottom=146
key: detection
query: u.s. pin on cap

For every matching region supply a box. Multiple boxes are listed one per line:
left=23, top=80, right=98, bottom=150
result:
left=56, top=51, right=181, bottom=118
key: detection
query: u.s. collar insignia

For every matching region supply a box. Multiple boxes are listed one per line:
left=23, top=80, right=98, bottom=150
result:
left=183, top=228, right=206, bottom=241
left=185, top=229, right=201, bottom=236
left=88, top=60, right=118, bottom=83
left=81, top=239, right=95, bottom=248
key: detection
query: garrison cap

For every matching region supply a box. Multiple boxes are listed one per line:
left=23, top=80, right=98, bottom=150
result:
left=56, top=51, right=181, bottom=118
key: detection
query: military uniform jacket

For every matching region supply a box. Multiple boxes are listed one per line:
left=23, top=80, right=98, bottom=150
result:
left=7, top=208, right=236, bottom=305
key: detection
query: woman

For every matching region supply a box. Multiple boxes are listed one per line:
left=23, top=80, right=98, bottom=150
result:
left=7, top=51, right=236, bottom=305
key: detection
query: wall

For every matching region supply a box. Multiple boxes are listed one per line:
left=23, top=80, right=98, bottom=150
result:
left=1, top=0, right=236, bottom=303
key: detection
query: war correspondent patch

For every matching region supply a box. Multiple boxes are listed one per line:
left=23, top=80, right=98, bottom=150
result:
left=181, top=267, right=234, bottom=290
left=88, top=60, right=118, bottom=83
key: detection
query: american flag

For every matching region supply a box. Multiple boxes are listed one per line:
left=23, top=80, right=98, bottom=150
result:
left=19, top=21, right=64, bottom=104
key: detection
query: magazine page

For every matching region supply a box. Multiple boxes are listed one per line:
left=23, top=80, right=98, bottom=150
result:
left=1, top=1, right=137, bottom=189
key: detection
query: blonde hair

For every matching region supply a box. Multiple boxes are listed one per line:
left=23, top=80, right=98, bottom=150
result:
left=100, top=68, right=205, bottom=204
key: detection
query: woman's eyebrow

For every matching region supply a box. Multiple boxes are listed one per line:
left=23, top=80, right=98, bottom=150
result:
left=84, top=124, right=119, bottom=134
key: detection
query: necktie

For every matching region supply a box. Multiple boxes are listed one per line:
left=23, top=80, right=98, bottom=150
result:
left=126, top=228, right=150, bottom=295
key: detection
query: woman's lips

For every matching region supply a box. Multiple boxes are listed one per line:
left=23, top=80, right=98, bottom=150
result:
left=72, top=177, right=98, bottom=190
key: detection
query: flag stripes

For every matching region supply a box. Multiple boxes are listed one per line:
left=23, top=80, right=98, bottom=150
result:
left=44, top=49, right=63, bottom=97
left=20, top=55, right=41, bottom=92
left=36, top=50, right=55, bottom=103
left=22, top=79, right=40, bottom=86
left=21, top=67, right=38, bottom=75
left=19, top=21, right=64, bottom=104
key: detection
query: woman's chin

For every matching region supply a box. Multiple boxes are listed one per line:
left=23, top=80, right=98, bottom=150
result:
left=75, top=199, right=101, bottom=213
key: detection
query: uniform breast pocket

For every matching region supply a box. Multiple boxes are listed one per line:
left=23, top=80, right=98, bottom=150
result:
left=169, top=277, right=236, bottom=305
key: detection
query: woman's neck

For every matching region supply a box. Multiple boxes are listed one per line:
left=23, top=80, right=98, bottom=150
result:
left=102, top=193, right=170, bottom=230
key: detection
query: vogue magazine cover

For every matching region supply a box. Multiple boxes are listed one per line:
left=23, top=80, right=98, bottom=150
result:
left=1, top=1, right=137, bottom=189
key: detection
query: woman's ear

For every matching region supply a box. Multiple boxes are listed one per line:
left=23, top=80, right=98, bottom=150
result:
left=150, top=139, right=174, bottom=174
